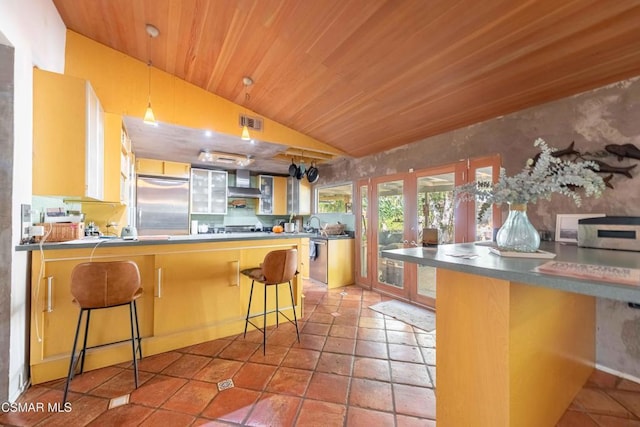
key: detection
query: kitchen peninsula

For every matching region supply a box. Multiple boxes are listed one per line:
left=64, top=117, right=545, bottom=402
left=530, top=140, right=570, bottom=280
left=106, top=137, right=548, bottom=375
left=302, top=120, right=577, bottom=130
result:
left=19, top=233, right=312, bottom=384
left=383, top=242, right=640, bottom=427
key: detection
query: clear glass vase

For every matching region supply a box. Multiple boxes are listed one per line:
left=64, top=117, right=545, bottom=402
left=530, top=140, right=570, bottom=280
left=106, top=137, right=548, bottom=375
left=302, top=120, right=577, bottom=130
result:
left=496, top=203, right=540, bottom=252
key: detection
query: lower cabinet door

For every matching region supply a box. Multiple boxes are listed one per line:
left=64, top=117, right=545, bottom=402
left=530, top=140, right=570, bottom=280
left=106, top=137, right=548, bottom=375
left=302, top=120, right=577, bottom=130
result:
left=154, top=250, right=242, bottom=336
left=32, top=255, right=154, bottom=363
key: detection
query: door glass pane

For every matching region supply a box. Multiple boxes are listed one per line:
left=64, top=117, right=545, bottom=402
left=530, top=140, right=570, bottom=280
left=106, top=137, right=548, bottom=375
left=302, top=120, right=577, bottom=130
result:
left=416, top=172, right=455, bottom=299
left=377, top=180, right=404, bottom=289
left=474, top=166, right=494, bottom=242
left=359, top=185, right=368, bottom=279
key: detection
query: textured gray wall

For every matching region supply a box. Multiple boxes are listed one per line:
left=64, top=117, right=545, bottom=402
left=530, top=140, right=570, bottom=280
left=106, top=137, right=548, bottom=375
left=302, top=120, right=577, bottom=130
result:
left=0, top=44, right=15, bottom=401
left=320, top=76, right=640, bottom=379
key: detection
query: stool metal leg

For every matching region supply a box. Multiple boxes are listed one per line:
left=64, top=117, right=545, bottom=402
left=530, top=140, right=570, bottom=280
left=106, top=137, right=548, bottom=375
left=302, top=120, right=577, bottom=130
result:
left=129, top=302, right=139, bottom=388
left=244, top=281, right=255, bottom=337
left=79, top=309, right=91, bottom=374
left=263, top=284, right=267, bottom=355
left=275, top=283, right=280, bottom=328
left=133, top=300, right=142, bottom=360
left=288, top=281, right=300, bottom=342
left=63, top=309, right=84, bottom=404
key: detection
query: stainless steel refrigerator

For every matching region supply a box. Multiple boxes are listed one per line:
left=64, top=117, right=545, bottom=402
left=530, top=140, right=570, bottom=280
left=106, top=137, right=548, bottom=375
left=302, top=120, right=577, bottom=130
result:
left=136, top=176, right=190, bottom=235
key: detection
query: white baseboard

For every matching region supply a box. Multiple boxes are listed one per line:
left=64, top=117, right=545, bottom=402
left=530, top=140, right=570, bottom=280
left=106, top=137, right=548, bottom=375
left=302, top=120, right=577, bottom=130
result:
left=595, top=363, right=640, bottom=385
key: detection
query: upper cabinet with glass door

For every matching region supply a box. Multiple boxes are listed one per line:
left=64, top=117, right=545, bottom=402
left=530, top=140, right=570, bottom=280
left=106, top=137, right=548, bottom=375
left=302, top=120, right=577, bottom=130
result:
left=316, top=183, right=353, bottom=213
left=257, top=175, right=287, bottom=215
left=191, top=169, right=228, bottom=215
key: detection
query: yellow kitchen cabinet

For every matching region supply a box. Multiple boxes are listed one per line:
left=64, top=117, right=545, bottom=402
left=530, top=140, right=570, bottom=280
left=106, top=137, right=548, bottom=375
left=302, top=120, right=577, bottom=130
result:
left=29, top=251, right=154, bottom=384
left=257, top=175, right=288, bottom=215
left=136, top=158, right=190, bottom=179
left=33, top=68, right=105, bottom=199
left=273, top=176, right=288, bottom=215
left=153, top=249, right=242, bottom=337
left=27, top=237, right=305, bottom=383
left=191, top=169, right=228, bottom=215
left=103, top=112, right=130, bottom=203
left=287, top=178, right=311, bottom=216
left=299, top=239, right=310, bottom=279
left=327, top=238, right=355, bottom=288
left=152, top=243, right=303, bottom=342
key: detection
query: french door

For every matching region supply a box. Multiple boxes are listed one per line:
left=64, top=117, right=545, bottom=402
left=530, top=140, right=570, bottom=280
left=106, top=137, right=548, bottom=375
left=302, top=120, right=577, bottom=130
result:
left=355, top=179, right=372, bottom=287
left=372, top=173, right=410, bottom=300
left=359, top=155, right=500, bottom=309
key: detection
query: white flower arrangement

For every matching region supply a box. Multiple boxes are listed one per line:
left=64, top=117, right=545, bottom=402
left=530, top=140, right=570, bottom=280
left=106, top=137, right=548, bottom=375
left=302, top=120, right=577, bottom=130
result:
left=455, top=138, right=605, bottom=218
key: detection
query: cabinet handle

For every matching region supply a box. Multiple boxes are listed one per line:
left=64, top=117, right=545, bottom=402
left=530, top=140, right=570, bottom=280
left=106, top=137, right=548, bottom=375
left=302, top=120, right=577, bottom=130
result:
left=46, top=276, right=54, bottom=312
left=230, top=260, right=239, bottom=286
left=156, top=268, right=163, bottom=298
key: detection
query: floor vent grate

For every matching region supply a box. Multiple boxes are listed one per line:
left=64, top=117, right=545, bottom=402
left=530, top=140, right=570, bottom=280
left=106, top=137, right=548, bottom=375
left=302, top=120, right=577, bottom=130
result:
left=108, top=394, right=130, bottom=409
left=217, top=378, right=235, bottom=391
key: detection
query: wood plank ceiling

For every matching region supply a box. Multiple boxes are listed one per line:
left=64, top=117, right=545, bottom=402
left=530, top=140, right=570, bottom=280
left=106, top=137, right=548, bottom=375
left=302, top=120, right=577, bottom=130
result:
left=53, top=0, right=640, bottom=158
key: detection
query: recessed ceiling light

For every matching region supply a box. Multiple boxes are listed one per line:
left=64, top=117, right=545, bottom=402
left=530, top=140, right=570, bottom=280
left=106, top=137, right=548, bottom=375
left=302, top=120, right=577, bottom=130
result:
left=204, top=130, right=212, bottom=137
left=145, top=24, right=160, bottom=38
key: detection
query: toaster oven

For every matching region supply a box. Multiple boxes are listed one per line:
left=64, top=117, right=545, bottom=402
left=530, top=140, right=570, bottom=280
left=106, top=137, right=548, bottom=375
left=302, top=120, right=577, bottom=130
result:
left=578, top=216, right=640, bottom=252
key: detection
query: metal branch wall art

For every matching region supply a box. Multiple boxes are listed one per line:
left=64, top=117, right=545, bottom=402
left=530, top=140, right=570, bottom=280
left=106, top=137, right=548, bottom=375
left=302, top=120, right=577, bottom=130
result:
left=538, top=141, right=639, bottom=189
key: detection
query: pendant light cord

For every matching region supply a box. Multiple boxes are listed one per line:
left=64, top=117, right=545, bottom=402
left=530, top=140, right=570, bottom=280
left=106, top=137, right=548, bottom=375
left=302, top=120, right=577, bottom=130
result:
left=147, top=60, right=152, bottom=103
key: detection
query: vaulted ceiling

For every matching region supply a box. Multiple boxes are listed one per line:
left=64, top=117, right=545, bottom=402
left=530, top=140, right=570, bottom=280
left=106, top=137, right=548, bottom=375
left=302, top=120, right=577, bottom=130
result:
left=53, top=0, right=640, bottom=158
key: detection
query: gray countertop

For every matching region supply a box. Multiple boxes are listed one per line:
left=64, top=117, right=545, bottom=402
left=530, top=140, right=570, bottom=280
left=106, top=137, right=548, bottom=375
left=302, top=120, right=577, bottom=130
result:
left=309, top=234, right=354, bottom=240
left=383, top=242, right=640, bottom=304
left=16, top=232, right=314, bottom=251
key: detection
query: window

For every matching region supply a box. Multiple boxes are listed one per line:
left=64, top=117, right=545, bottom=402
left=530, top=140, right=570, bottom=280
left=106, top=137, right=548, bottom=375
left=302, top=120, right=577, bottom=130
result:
left=316, top=183, right=353, bottom=213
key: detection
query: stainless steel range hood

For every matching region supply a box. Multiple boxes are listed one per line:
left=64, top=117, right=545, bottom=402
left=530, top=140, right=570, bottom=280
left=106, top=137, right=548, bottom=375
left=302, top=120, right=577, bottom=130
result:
left=228, top=169, right=262, bottom=198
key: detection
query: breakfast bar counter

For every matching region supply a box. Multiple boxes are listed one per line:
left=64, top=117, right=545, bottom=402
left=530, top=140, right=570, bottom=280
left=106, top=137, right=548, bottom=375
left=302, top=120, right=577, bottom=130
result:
left=383, top=242, right=640, bottom=427
left=23, top=234, right=310, bottom=384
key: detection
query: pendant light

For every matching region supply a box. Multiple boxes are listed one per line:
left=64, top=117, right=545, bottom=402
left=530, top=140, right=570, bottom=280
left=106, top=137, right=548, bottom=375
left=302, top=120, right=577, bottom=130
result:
left=241, top=76, right=253, bottom=140
left=241, top=122, right=251, bottom=140
left=144, top=24, right=159, bottom=126
left=143, top=61, right=157, bottom=125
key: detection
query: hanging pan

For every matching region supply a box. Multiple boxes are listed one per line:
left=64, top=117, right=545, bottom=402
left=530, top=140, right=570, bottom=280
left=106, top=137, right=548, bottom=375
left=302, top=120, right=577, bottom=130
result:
left=288, top=159, right=298, bottom=177
left=296, top=160, right=307, bottom=180
left=307, top=162, right=319, bottom=183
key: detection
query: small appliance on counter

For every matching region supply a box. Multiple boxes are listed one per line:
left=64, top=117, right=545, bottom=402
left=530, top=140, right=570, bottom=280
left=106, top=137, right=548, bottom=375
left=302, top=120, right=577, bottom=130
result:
left=578, top=216, right=640, bottom=252
left=120, top=225, right=138, bottom=240
left=43, top=207, right=84, bottom=223
left=85, top=221, right=101, bottom=236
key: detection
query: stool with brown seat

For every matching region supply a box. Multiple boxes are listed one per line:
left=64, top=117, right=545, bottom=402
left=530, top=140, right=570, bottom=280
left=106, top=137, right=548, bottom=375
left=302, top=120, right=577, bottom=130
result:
left=62, top=260, right=143, bottom=404
left=241, top=249, right=300, bottom=354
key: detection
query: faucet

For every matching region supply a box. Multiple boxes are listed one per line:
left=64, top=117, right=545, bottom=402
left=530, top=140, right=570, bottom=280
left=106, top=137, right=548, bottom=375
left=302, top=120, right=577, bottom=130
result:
left=307, top=216, right=322, bottom=233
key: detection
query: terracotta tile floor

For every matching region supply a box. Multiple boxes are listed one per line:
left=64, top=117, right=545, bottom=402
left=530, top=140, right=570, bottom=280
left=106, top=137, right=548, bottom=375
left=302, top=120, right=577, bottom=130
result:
left=3, top=280, right=640, bottom=426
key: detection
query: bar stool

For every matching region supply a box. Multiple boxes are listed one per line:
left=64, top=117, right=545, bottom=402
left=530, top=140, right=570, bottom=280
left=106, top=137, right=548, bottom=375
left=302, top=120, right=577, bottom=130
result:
left=62, top=261, right=143, bottom=404
left=242, top=249, right=300, bottom=354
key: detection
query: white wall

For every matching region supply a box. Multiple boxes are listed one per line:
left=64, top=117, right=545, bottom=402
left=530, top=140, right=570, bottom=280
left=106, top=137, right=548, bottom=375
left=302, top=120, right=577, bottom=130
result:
left=0, top=0, right=65, bottom=401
